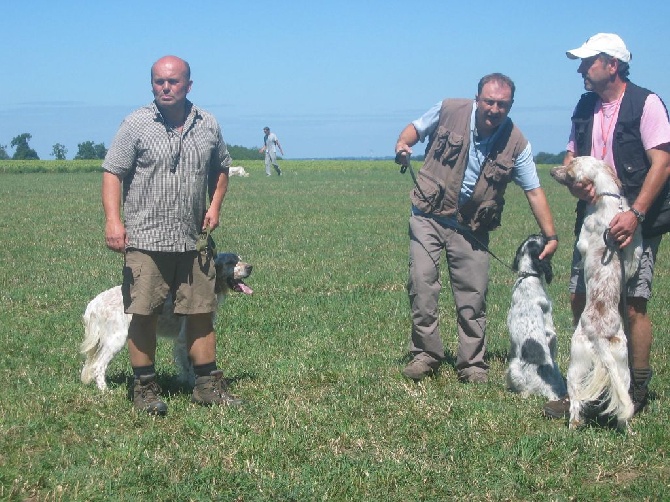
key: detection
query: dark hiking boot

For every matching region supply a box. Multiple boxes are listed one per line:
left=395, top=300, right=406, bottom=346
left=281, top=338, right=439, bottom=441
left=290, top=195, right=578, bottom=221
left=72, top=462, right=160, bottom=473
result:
left=543, top=396, right=570, bottom=419
left=631, top=368, right=652, bottom=415
left=192, top=370, right=243, bottom=406
left=133, top=374, right=168, bottom=416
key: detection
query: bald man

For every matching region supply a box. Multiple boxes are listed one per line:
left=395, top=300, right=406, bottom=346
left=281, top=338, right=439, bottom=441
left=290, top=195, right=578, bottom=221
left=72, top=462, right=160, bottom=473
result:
left=102, top=55, right=241, bottom=415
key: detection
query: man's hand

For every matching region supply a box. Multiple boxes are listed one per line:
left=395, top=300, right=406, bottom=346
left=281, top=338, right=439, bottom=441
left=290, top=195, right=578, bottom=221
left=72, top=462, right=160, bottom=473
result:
left=539, top=239, right=558, bottom=260
left=607, top=210, right=639, bottom=249
left=203, top=207, right=220, bottom=231
left=105, top=220, right=127, bottom=253
left=394, top=149, right=411, bottom=168
left=569, top=180, right=597, bottom=204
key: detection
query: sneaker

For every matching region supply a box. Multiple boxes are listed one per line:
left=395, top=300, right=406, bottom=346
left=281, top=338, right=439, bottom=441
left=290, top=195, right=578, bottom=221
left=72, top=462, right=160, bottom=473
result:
left=133, top=374, right=168, bottom=416
left=402, top=358, right=438, bottom=381
left=192, top=370, right=243, bottom=406
left=543, top=396, right=570, bottom=419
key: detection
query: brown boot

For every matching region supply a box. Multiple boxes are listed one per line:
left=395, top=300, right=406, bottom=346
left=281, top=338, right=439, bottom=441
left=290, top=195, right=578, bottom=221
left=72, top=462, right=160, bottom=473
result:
left=402, top=358, right=439, bottom=382
left=132, top=374, right=168, bottom=416
left=631, top=368, right=652, bottom=415
left=192, top=370, right=243, bottom=406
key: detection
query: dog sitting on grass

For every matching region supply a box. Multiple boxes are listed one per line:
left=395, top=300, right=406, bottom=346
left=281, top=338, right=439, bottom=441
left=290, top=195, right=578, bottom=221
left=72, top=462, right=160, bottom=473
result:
left=506, top=234, right=567, bottom=400
left=80, top=252, right=253, bottom=391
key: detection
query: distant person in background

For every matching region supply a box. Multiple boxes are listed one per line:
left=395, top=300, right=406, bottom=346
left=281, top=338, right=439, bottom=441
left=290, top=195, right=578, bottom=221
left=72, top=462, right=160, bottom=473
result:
left=394, top=73, right=558, bottom=384
left=542, top=33, right=670, bottom=420
left=259, top=126, right=284, bottom=176
left=102, top=55, right=242, bottom=415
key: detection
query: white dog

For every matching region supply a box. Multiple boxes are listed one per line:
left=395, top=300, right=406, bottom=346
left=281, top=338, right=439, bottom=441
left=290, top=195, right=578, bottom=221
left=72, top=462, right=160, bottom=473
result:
left=506, top=234, right=567, bottom=400
left=551, top=156, right=642, bottom=429
left=229, top=166, right=250, bottom=177
left=80, top=253, right=253, bottom=391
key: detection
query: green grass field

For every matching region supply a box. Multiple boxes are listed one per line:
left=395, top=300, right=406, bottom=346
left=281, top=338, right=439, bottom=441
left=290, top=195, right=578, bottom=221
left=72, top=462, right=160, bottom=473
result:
left=0, top=160, right=669, bottom=501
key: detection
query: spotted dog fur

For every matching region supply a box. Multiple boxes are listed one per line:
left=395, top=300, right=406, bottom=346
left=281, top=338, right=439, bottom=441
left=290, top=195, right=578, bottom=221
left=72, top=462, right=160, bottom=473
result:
left=80, top=253, right=253, bottom=390
left=506, top=234, right=567, bottom=400
left=551, top=156, right=642, bottom=429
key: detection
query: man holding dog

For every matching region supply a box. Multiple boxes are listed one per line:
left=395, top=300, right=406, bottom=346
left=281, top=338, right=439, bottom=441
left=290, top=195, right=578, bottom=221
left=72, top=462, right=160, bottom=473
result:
left=543, top=34, right=670, bottom=419
left=395, top=73, right=558, bottom=384
left=102, top=55, right=242, bottom=415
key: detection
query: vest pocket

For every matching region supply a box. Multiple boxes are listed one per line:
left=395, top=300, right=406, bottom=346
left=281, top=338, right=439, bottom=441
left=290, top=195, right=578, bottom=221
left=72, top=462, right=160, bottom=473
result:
left=413, top=170, right=445, bottom=212
left=482, top=159, right=513, bottom=184
left=468, top=199, right=504, bottom=232
left=432, top=127, right=464, bottom=165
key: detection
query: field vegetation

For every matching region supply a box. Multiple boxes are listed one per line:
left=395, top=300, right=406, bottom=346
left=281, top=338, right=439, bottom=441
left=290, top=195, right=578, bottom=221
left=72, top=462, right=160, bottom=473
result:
left=0, top=160, right=668, bottom=500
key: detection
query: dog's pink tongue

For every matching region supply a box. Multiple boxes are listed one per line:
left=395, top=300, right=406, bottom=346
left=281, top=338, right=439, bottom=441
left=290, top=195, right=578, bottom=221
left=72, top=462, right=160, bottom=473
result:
left=234, top=281, right=253, bottom=295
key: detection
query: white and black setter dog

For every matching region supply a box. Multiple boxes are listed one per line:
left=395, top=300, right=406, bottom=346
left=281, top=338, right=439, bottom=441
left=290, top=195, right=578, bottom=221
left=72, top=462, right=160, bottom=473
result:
left=507, top=234, right=567, bottom=400
left=80, top=252, right=253, bottom=390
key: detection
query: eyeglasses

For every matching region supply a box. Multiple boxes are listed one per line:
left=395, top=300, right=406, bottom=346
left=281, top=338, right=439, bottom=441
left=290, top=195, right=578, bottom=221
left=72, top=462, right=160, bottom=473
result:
left=479, top=98, right=513, bottom=109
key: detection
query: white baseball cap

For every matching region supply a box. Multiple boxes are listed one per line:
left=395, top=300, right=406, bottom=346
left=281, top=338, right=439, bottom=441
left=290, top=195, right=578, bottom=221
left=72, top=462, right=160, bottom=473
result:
left=566, top=33, right=632, bottom=63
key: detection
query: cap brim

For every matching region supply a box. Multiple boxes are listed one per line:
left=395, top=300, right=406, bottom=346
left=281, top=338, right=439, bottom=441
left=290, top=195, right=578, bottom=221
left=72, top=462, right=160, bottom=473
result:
left=566, top=47, right=599, bottom=60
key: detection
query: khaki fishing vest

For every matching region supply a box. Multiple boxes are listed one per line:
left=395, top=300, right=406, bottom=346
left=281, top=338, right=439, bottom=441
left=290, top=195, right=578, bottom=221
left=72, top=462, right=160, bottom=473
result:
left=411, top=98, right=528, bottom=233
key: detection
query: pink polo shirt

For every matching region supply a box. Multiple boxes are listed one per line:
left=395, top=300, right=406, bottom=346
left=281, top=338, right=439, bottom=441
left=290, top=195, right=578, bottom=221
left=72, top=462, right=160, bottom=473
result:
left=566, top=92, right=670, bottom=169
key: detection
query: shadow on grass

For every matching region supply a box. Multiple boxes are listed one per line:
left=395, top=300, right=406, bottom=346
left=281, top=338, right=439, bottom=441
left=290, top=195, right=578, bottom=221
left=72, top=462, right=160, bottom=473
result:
left=394, top=348, right=508, bottom=369
left=108, top=370, right=257, bottom=400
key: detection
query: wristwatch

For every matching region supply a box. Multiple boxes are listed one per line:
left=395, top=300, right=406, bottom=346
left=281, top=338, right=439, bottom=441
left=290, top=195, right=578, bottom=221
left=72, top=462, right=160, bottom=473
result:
left=630, top=207, right=645, bottom=223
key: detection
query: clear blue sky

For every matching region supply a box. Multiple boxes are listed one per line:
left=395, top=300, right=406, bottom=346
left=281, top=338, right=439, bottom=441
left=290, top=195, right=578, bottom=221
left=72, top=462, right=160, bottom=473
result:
left=2, top=1, right=670, bottom=160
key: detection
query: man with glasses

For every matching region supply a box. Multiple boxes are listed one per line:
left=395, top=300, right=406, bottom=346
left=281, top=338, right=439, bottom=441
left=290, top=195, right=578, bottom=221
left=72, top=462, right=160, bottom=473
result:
left=395, top=73, right=558, bottom=384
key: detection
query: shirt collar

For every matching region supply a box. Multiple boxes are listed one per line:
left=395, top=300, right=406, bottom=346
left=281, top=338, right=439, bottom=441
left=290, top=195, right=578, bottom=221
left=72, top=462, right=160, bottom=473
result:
left=151, top=99, right=199, bottom=126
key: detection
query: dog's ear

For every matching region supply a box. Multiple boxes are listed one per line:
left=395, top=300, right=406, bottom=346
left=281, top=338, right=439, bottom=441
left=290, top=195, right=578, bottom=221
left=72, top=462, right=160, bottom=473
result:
left=540, top=258, right=553, bottom=285
left=527, top=235, right=552, bottom=283
left=512, top=238, right=526, bottom=272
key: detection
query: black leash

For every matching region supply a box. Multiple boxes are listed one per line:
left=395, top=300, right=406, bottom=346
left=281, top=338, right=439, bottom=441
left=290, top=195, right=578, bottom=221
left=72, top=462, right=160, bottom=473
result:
left=395, top=152, right=514, bottom=272
left=600, top=190, right=632, bottom=341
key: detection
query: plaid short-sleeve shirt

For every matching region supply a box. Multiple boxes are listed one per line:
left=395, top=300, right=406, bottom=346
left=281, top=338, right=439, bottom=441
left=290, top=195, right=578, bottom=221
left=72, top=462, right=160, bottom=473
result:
left=103, top=101, right=231, bottom=252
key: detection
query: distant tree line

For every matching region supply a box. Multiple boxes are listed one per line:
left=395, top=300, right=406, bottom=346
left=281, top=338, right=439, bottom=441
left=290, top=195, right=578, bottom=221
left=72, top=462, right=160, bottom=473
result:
left=413, top=151, right=568, bottom=165
left=534, top=151, right=567, bottom=164
left=397, top=151, right=568, bottom=165
left=0, top=133, right=107, bottom=161
left=227, top=144, right=264, bottom=160
left=0, top=134, right=263, bottom=162
left=0, top=132, right=564, bottom=164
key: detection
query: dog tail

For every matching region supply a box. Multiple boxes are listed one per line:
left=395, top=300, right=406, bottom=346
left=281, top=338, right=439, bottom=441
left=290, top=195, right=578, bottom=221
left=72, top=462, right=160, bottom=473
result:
left=79, top=302, right=109, bottom=384
left=576, top=336, right=634, bottom=422
left=80, top=308, right=101, bottom=384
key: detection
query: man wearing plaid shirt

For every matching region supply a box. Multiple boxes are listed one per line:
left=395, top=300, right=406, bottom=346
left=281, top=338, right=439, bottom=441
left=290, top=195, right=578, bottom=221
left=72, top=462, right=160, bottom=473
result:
left=102, top=55, right=241, bottom=415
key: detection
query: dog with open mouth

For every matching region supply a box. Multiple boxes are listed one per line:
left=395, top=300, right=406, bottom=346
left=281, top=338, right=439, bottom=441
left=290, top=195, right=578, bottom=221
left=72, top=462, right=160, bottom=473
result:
left=80, top=252, right=253, bottom=391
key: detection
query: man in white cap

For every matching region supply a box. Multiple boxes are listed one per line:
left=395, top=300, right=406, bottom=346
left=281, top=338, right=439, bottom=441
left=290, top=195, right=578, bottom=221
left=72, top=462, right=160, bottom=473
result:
left=543, top=34, right=670, bottom=419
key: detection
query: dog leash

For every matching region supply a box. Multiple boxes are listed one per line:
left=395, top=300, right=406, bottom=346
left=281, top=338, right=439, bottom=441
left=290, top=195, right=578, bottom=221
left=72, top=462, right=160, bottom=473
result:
left=517, top=272, right=541, bottom=280
left=600, top=190, right=632, bottom=340
left=603, top=233, right=632, bottom=342
left=395, top=152, right=439, bottom=213
left=196, top=226, right=216, bottom=258
left=395, top=152, right=515, bottom=272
